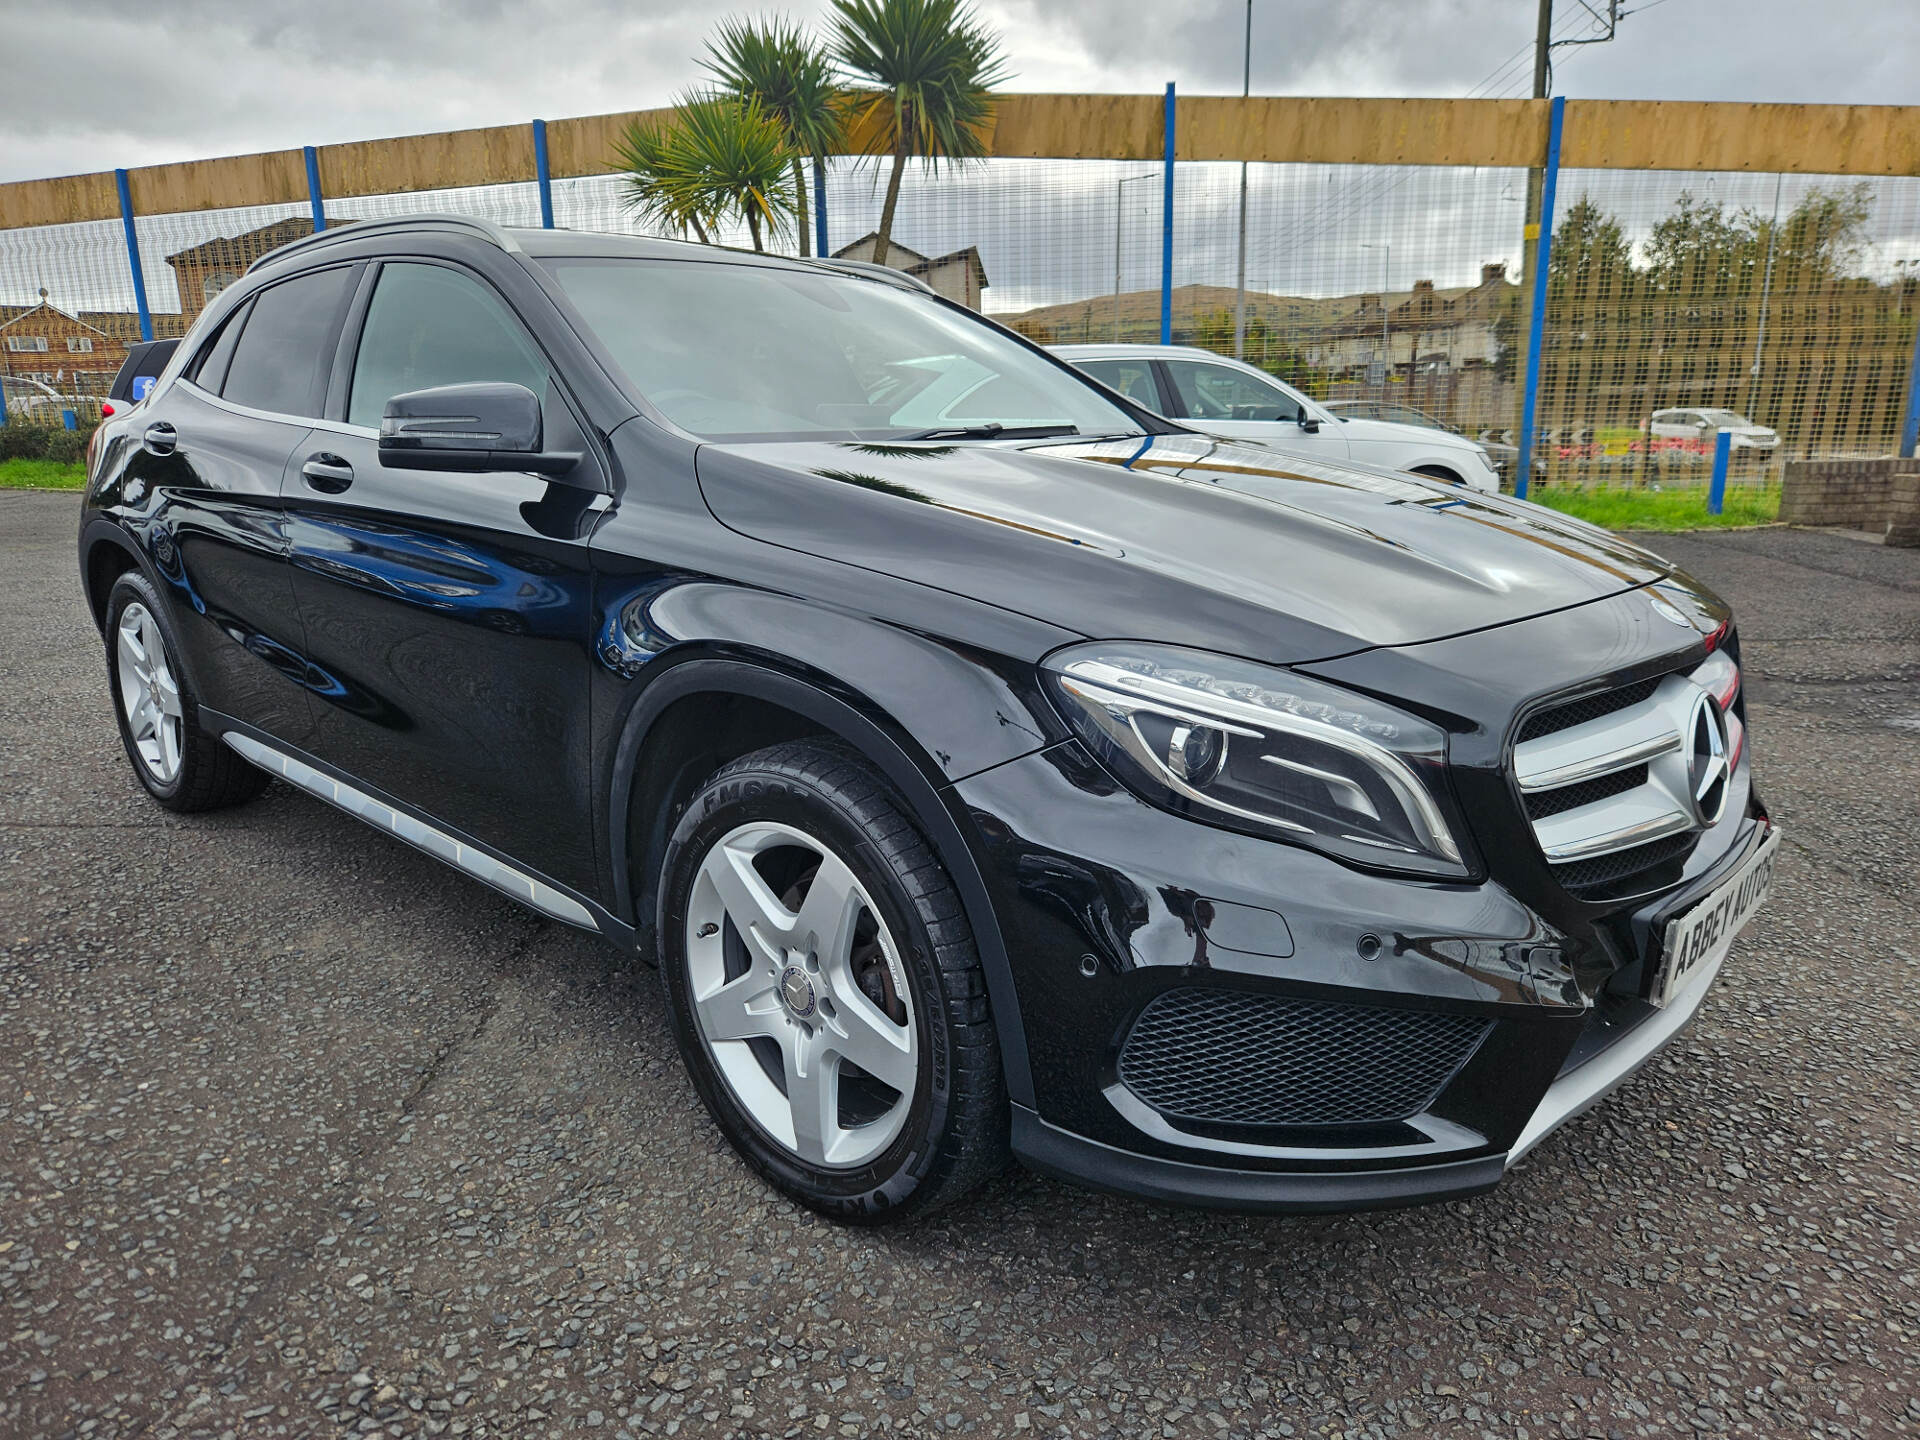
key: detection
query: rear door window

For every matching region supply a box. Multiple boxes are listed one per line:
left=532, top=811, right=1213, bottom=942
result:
left=188, top=304, right=252, bottom=397
left=220, top=267, right=354, bottom=418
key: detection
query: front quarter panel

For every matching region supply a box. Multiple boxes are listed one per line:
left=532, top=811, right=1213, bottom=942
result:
left=585, top=416, right=1079, bottom=913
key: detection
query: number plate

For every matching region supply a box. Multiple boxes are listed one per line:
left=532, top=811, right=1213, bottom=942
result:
left=1653, top=826, right=1781, bottom=1008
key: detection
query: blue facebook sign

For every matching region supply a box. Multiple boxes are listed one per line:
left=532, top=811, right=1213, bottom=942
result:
left=132, top=375, right=156, bottom=402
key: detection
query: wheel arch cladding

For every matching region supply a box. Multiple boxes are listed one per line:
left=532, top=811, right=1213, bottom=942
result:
left=80, top=521, right=144, bottom=632
left=608, top=654, right=1037, bottom=1109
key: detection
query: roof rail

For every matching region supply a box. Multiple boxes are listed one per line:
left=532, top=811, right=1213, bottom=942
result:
left=246, top=214, right=525, bottom=274
left=808, top=258, right=937, bottom=296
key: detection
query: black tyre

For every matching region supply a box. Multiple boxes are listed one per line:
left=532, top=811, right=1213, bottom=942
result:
left=102, top=571, right=268, bottom=813
left=656, top=739, right=1006, bottom=1222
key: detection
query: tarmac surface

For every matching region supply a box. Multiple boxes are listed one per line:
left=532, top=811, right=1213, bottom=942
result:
left=3, top=488, right=1918, bottom=1439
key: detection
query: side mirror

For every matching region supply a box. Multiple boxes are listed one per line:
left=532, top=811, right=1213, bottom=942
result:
left=1298, top=415, right=1321, bottom=434
left=379, top=382, right=580, bottom=477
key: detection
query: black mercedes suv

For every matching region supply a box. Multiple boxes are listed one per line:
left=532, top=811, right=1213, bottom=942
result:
left=77, top=217, right=1777, bottom=1221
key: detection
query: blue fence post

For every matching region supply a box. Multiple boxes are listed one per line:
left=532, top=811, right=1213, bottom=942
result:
left=814, top=162, right=829, bottom=259
left=1901, top=307, right=1920, bottom=459
left=303, top=146, right=326, bottom=231
left=1709, top=428, right=1732, bottom=515
left=532, top=120, right=555, bottom=229
left=114, top=168, right=154, bottom=344
left=1514, top=95, right=1565, bottom=501
left=1160, top=83, right=1175, bottom=345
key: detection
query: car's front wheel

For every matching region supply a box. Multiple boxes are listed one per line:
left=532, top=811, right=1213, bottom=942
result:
left=657, top=740, right=1006, bottom=1222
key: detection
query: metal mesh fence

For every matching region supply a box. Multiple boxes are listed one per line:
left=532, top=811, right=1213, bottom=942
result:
left=1167, top=159, right=1529, bottom=457
left=1530, top=169, right=1920, bottom=489
left=130, top=200, right=316, bottom=339
left=324, top=179, right=545, bottom=231
left=5, top=135, right=1918, bottom=484
left=1, top=216, right=155, bottom=418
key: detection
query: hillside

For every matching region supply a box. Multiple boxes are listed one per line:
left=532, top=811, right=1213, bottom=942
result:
left=991, top=282, right=1476, bottom=343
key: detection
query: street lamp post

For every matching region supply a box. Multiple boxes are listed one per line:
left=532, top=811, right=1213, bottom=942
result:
left=1115, top=171, right=1158, bottom=341
left=1233, top=0, right=1253, bottom=360
left=1361, top=241, right=1390, bottom=388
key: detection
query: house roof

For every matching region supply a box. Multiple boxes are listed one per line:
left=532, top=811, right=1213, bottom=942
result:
left=914, top=245, right=989, bottom=291
left=0, top=300, right=115, bottom=338
left=165, top=217, right=318, bottom=268
left=832, top=232, right=930, bottom=267
left=831, top=233, right=989, bottom=290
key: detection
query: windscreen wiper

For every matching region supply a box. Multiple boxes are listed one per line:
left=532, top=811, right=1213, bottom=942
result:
left=894, top=423, right=1080, bottom=442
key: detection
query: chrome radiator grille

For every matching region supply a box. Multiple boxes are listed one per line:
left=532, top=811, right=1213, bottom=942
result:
left=1513, top=649, right=1743, bottom=897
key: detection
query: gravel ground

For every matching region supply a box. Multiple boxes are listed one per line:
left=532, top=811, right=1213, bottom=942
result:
left=3, top=490, right=1917, bottom=1440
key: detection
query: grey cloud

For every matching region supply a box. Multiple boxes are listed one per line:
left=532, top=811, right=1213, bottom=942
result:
left=5, top=0, right=1917, bottom=186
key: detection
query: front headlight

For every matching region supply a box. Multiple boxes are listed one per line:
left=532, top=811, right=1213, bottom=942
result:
left=1042, top=643, right=1472, bottom=878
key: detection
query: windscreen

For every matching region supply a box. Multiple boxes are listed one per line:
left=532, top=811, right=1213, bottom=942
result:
left=1698, top=409, right=1755, bottom=427
left=544, top=257, right=1144, bottom=443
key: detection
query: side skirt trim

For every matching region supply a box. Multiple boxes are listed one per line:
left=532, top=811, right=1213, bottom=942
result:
left=220, top=729, right=602, bottom=933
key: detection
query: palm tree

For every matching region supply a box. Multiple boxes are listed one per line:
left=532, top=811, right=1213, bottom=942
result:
left=613, top=92, right=800, bottom=252
left=704, top=18, right=843, bottom=257
left=830, top=0, right=1009, bottom=268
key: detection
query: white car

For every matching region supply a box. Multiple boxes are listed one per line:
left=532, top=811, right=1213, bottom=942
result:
left=1051, top=343, right=1502, bottom=493
left=1648, top=408, right=1778, bottom=452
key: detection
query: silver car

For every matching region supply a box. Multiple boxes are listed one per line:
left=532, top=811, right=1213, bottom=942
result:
left=1052, top=344, right=1503, bottom=493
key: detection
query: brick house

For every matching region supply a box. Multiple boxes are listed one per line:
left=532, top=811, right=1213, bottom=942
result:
left=830, top=234, right=989, bottom=310
left=0, top=292, right=131, bottom=403
left=1306, top=263, right=1517, bottom=379
left=166, top=217, right=319, bottom=323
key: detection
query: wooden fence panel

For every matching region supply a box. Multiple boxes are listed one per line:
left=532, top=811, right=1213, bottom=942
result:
left=4, top=95, right=1917, bottom=231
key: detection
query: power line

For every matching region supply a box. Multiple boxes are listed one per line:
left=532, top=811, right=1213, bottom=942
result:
left=1247, top=9, right=1605, bottom=284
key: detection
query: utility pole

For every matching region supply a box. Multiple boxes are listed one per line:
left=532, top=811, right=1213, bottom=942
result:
left=1233, top=0, right=1252, bottom=360
left=1513, top=0, right=1553, bottom=453
left=1531, top=0, right=1553, bottom=101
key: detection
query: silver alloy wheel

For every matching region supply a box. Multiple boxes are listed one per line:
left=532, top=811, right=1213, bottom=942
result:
left=115, top=602, right=184, bottom=784
left=686, top=821, right=918, bottom=1169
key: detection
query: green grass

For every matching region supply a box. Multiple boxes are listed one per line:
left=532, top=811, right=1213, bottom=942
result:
left=1529, top=484, right=1780, bottom=532
left=0, top=458, right=87, bottom=490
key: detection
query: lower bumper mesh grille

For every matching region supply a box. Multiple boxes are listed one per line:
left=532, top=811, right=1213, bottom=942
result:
left=1116, top=988, right=1492, bottom=1129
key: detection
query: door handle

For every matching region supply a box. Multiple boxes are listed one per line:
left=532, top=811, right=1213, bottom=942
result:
left=142, top=421, right=177, bottom=456
left=301, top=453, right=354, bottom=494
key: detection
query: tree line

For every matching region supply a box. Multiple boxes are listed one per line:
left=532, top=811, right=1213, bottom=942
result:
left=1524, top=181, right=1920, bottom=450
left=1547, top=182, right=1882, bottom=306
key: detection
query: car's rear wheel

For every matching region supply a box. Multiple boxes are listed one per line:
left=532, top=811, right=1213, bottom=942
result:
left=103, top=571, right=268, bottom=812
left=656, top=739, right=1006, bottom=1222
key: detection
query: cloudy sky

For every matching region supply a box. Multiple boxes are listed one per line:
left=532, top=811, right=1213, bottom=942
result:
left=4, top=0, right=1918, bottom=184
left=4, top=0, right=1917, bottom=322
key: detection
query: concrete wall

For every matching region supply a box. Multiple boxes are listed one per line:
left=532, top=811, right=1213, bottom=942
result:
left=1779, top=457, right=1920, bottom=547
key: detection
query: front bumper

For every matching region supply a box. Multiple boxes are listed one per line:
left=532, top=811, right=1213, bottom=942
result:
left=956, top=735, right=1768, bottom=1213
left=1009, top=907, right=1738, bottom=1213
